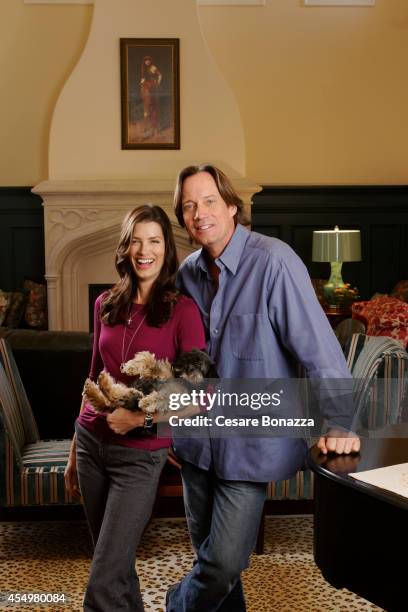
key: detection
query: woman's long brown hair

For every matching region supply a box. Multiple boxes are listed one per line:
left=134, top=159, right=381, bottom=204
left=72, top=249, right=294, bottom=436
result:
left=100, top=204, right=179, bottom=327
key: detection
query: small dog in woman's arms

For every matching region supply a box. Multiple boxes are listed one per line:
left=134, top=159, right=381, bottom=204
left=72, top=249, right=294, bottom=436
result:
left=82, top=349, right=216, bottom=415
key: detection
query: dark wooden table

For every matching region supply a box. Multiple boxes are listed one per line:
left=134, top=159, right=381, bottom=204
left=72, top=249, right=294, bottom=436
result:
left=322, top=305, right=352, bottom=328
left=308, top=425, right=408, bottom=612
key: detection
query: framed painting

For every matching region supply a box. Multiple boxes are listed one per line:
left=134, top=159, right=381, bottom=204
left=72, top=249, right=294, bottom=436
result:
left=120, top=38, right=180, bottom=149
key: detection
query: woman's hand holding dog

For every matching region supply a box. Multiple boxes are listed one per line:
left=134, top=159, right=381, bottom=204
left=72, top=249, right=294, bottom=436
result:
left=107, top=408, right=146, bottom=434
left=106, top=401, right=201, bottom=435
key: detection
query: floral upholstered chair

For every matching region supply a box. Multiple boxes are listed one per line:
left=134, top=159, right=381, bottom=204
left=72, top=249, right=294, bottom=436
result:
left=352, top=296, right=408, bottom=349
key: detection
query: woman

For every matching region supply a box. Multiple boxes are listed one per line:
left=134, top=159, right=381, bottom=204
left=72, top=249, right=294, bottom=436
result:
left=140, top=55, right=162, bottom=138
left=64, top=204, right=205, bottom=612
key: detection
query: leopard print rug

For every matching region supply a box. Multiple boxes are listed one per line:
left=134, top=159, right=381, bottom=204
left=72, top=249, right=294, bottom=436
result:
left=0, top=516, right=382, bottom=611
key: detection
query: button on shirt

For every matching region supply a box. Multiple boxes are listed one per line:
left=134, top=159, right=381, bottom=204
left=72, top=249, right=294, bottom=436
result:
left=175, top=224, right=353, bottom=482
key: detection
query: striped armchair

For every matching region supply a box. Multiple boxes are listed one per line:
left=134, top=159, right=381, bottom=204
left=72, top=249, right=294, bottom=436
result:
left=346, top=333, right=408, bottom=431
left=0, top=339, right=78, bottom=507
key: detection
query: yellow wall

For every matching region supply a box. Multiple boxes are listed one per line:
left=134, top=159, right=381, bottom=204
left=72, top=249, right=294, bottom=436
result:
left=1, top=0, right=408, bottom=186
left=199, top=0, right=408, bottom=184
left=0, top=0, right=92, bottom=186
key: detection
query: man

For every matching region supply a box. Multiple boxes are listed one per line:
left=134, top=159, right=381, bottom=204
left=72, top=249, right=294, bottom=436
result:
left=166, top=164, right=360, bottom=612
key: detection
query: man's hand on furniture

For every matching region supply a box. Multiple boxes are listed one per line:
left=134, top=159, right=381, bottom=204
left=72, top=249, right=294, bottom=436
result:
left=106, top=408, right=145, bottom=435
left=317, top=430, right=360, bottom=455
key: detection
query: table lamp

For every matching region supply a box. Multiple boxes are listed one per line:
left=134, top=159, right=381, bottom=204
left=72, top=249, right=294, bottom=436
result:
left=312, top=226, right=361, bottom=308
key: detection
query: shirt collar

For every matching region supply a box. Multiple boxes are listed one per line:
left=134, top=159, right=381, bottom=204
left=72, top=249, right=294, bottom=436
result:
left=196, top=223, right=250, bottom=276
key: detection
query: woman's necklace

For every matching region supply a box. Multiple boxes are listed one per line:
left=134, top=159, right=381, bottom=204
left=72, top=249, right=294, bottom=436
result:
left=121, top=304, right=147, bottom=366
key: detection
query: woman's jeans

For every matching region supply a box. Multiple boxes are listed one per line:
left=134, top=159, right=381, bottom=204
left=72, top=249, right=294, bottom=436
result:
left=166, top=460, right=267, bottom=612
left=75, top=423, right=167, bottom=612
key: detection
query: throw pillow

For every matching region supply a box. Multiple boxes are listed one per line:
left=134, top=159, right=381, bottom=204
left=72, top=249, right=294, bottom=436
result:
left=23, top=280, right=47, bottom=329
left=4, top=291, right=29, bottom=328
left=352, top=296, right=408, bottom=348
left=0, top=291, right=11, bottom=326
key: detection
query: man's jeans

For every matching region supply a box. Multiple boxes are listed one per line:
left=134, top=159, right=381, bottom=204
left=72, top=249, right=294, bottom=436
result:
left=166, top=461, right=267, bottom=612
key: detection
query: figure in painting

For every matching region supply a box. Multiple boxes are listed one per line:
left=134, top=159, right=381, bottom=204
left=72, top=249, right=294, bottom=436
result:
left=140, top=55, right=162, bottom=138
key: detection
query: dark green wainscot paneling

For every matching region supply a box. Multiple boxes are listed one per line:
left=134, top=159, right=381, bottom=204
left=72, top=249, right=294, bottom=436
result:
left=252, top=186, right=408, bottom=300
left=0, top=187, right=45, bottom=290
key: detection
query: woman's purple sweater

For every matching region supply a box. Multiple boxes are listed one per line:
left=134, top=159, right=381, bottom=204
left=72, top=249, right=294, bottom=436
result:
left=77, top=293, right=206, bottom=449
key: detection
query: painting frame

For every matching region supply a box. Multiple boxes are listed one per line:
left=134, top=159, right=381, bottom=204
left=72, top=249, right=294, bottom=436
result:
left=120, top=38, right=180, bottom=150
left=304, top=0, right=374, bottom=5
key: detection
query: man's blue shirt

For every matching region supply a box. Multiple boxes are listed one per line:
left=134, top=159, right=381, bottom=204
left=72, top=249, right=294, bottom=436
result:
left=175, top=224, right=352, bottom=481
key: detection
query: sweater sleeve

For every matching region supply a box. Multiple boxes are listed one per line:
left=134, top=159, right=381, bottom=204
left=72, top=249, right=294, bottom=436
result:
left=176, top=297, right=206, bottom=353
left=89, top=295, right=104, bottom=381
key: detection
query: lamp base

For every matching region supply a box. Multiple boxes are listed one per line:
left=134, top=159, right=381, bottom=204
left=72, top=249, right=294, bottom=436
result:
left=323, top=261, right=346, bottom=308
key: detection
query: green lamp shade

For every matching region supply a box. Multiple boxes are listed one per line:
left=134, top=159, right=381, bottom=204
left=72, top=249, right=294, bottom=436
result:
left=312, top=227, right=361, bottom=263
